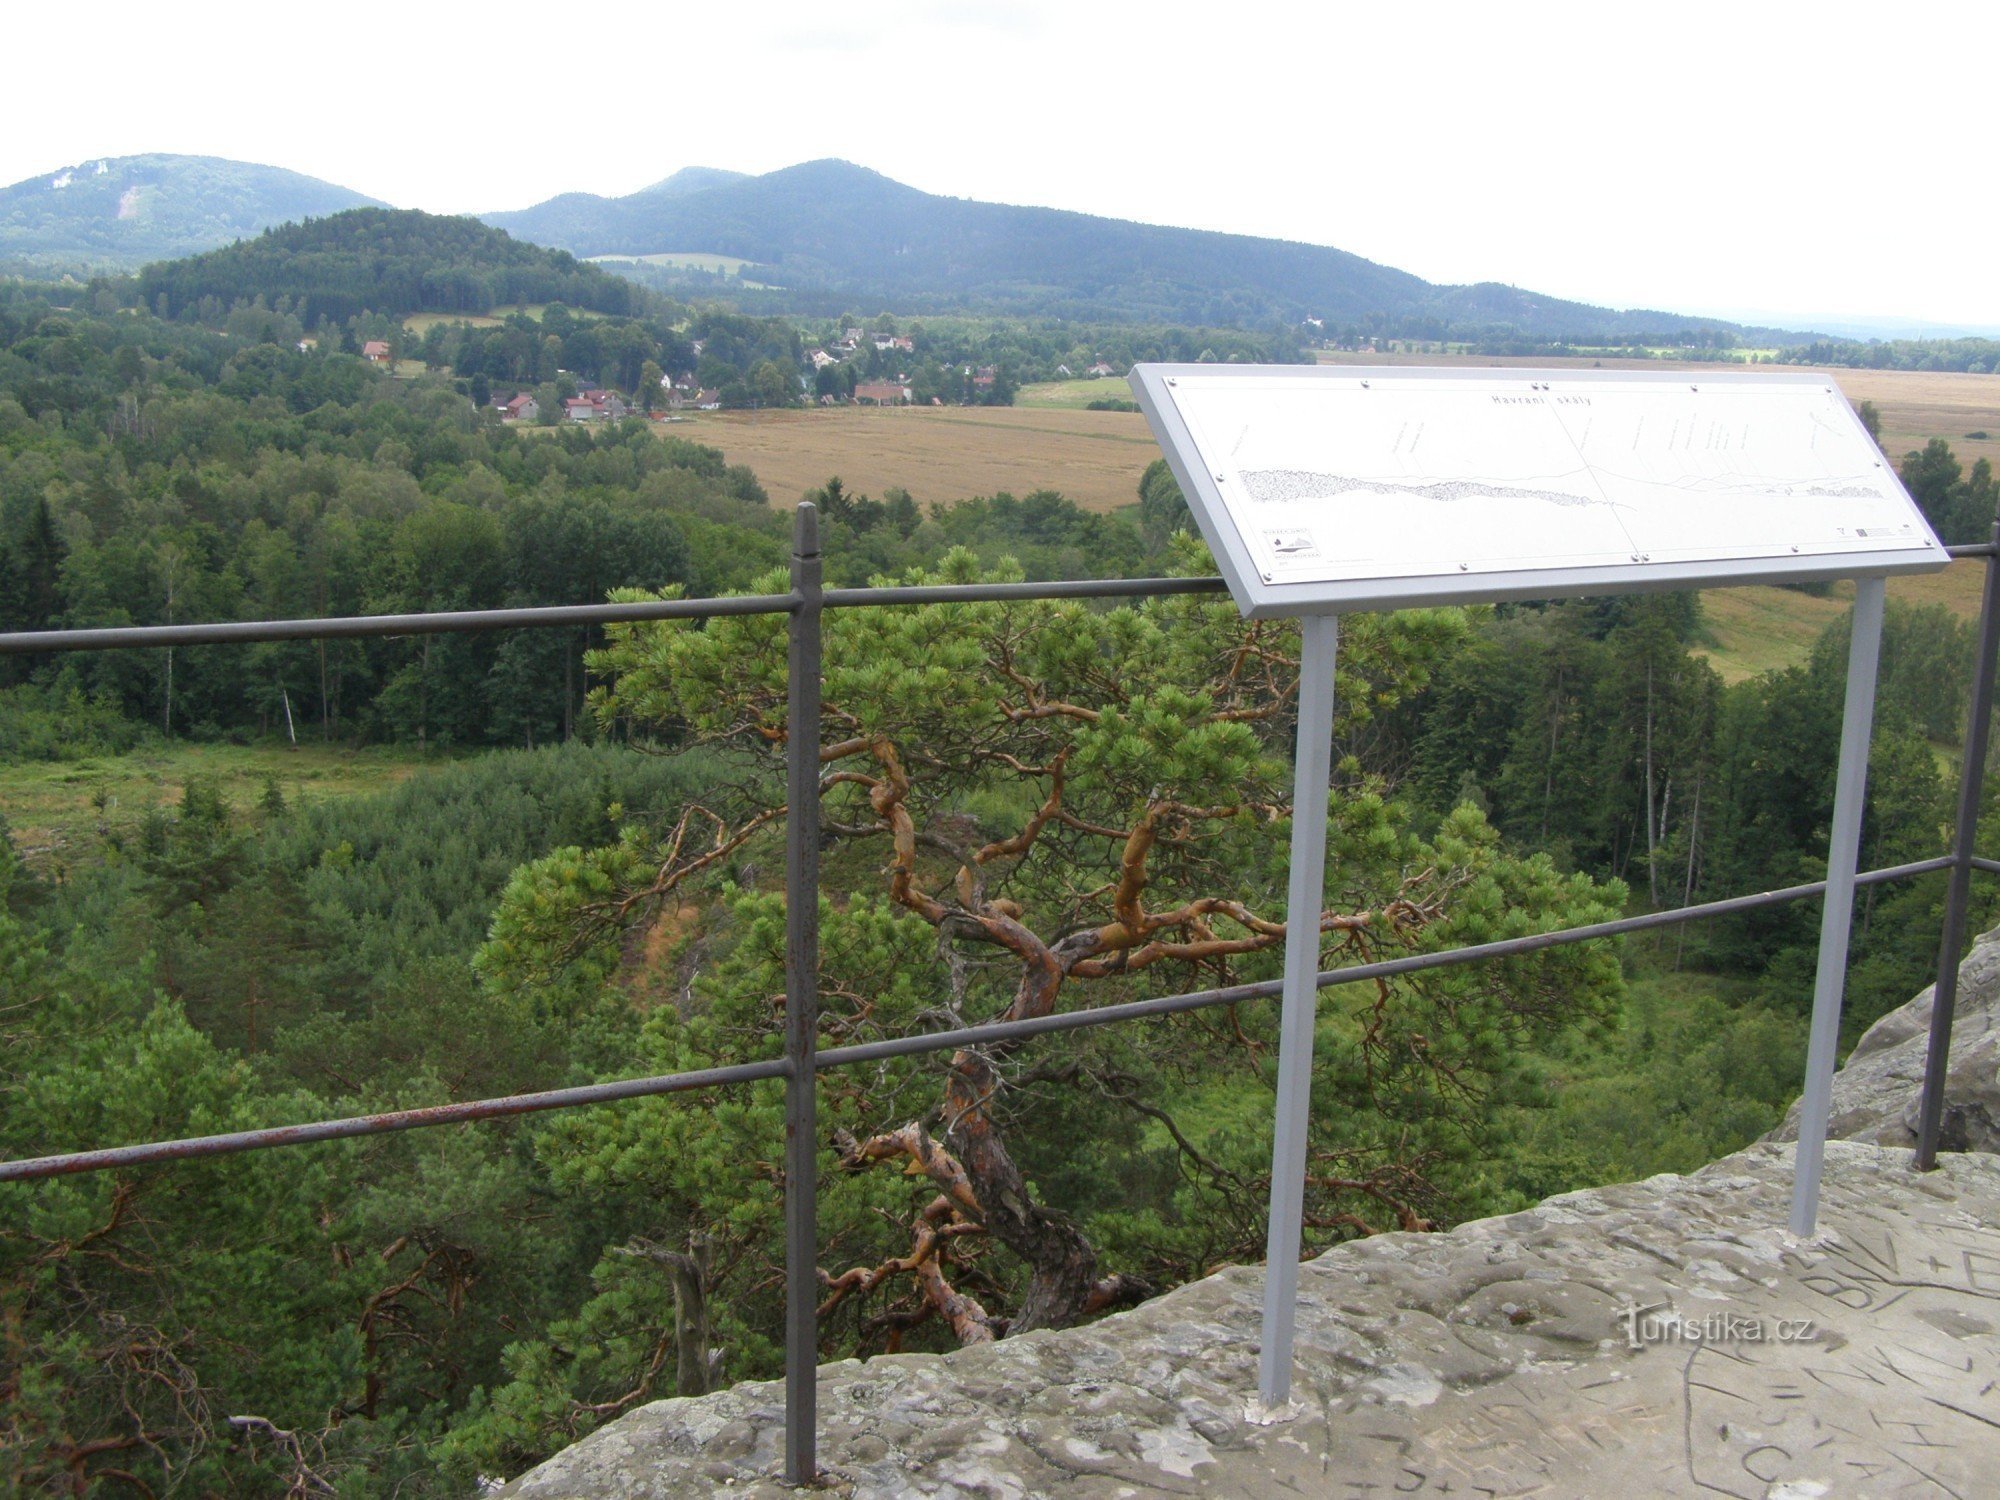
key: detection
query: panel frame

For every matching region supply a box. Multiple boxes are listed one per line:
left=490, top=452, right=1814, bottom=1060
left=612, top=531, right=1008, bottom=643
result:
left=1130, top=362, right=1947, bottom=618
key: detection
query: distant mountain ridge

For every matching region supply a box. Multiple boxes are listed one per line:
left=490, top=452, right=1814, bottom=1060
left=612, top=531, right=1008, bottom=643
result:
left=0, top=154, right=383, bottom=271
left=481, top=159, right=1761, bottom=339
left=2, top=151, right=1791, bottom=341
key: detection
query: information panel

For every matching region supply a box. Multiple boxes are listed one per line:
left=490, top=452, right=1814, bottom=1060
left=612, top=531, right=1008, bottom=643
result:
left=1130, top=365, right=1947, bottom=616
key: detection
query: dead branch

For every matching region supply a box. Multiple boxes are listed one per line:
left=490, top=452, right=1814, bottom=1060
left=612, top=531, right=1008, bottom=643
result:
left=226, top=1416, right=336, bottom=1498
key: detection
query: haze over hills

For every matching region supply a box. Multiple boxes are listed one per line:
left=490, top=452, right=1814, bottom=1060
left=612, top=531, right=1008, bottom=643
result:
left=0, top=154, right=384, bottom=271
left=639, top=166, right=751, bottom=198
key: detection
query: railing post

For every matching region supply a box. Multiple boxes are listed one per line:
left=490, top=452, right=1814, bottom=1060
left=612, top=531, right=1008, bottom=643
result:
left=1790, top=576, right=1886, bottom=1236
left=783, top=502, right=823, bottom=1483
left=1917, top=521, right=2000, bottom=1169
left=1258, top=612, right=1339, bottom=1410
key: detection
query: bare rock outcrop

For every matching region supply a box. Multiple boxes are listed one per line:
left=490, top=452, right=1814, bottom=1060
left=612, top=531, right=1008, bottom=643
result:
left=1769, top=920, right=2000, bottom=1153
left=498, top=1140, right=2000, bottom=1498
left=496, top=931, right=2000, bottom=1498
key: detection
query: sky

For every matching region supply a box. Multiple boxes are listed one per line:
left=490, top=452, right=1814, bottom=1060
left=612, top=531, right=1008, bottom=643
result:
left=8, top=0, right=1999, bottom=332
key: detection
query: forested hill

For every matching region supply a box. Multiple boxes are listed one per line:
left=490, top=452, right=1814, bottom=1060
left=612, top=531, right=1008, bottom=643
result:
left=136, top=208, right=652, bottom=323
left=484, top=159, right=1759, bottom=340
left=0, top=154, right=383, bottom=272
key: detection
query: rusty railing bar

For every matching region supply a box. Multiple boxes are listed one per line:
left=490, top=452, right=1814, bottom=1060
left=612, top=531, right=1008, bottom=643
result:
left=1, top=853, right=1959, bottom=1187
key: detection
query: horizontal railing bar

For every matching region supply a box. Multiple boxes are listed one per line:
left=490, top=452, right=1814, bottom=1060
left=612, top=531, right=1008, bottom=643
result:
left=4, top=549, right=1986, bottom=656
left=0, top=593, right=801, bottom=656
left=1970, top=855, right=2000, bottom=877
left=0, top=578, right=1234, bottom=657
left=823, top=578, right=1228, bottom=607
left=1, top=853, right=1961, bottom=1186
left=0, top=1057, right=789, bottom=1183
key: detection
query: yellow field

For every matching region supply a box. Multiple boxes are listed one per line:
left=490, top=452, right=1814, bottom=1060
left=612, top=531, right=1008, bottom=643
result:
left=671, top=360, right=2000, bottom=683
left=1830, top=368, right=2000, bottom=475
left=671, top=405, right=1161, bottom=512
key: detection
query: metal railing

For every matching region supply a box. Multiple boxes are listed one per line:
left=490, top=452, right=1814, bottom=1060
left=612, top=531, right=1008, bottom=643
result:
left=3, top=504, right=1995, bottom=1484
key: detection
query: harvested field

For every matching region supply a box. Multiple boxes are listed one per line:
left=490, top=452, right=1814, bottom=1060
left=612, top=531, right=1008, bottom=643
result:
left=669, top=405, right=1160, bottom=513
left=1831, top=368, right=2000, bottom=475
left=677, top=360, right=2000, bottom=684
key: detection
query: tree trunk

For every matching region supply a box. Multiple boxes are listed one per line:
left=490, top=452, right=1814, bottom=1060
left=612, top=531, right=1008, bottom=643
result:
left=621, top=1236, right=720, bottom=1396
left=1677, top=772, right=1703, bottom=970
left=564, top=633, right=576, bottom=742
left=1644, top=660, right=1659, bottom=906
left=667, top=1238, right=716, bottom=1397
left=941, top=1047, right=1098, bottom=1330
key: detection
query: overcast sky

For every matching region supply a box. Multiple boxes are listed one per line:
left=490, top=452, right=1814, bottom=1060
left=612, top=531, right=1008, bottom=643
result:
left=9, top=0, right=1997, bottom=330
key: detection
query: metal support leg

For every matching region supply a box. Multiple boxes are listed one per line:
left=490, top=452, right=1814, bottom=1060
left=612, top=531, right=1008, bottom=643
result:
left=1258, top=613, right=1339, bottom=1408
left=1917, top=523, right=2000, bottom=1169
left=784, top=503, right=823, bottom=1483
left=1790, top=577, right=1886, bottom=1236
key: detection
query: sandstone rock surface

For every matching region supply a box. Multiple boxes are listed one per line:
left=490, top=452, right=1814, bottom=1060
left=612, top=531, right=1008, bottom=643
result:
left=498, top=1140, right=2000, bottom=1498
left=499, top=928, right=2000, bottom=1498
left=1769, top=921, right=2000, bottom=1154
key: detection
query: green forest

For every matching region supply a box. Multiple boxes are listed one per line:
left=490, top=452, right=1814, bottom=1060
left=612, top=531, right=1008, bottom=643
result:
left=4, top=260, right=1999, bottom=1495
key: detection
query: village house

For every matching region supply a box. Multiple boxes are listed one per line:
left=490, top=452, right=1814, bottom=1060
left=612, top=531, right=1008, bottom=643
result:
left=1086, top=360, right=1117, bottom=377
left=853, top=381, right=910, bottom=405
left=502, top=392, right=540, bottom=421
left=809, top=349, right=839, bottom=370
left=362, top=340, right=391, bottom=365
left=563, top=392, right=630, bottom=423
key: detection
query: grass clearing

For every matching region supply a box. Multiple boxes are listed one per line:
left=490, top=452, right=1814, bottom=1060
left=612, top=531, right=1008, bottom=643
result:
left=2, top=741, right=442, bottom=873
left=1694, top=564, right=1984, bottom=684
left=587, top=252, right=778, bottom=289
left=1016, top=378, right=1138, bottom=410
left=402, top=311, right=502, bottom=334
left=1693, top=586, right=1850, bottom=682
left=588, top=251, right=755, bottom=274
left=402, top=304, right=609, bottom=336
